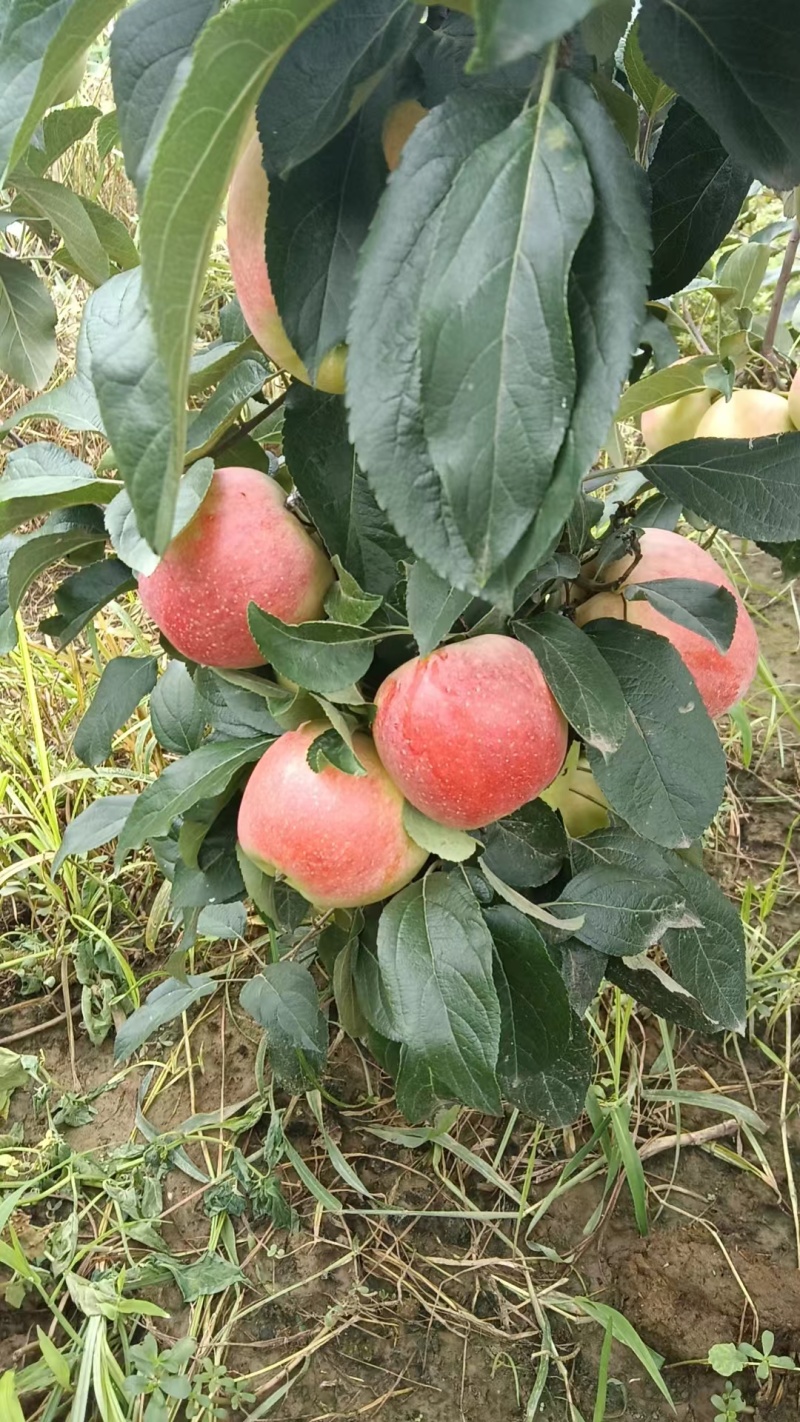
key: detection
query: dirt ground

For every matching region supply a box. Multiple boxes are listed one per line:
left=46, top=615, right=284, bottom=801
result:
left=1, top=546, right=798, bottom=1421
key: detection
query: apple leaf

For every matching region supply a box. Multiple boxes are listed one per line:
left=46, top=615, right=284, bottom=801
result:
left=645, top=433, right=800, bottom=541
left=624, top=577, right=738, bottom=652
left=73, top=655, right=159, bottom=768
left=240, top=963, right=327, bottom=1091
left=514, top=613, right=628, bottom=755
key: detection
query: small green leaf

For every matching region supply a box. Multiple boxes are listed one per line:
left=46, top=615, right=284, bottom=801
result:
left=184, top=356, right=270, bottom=461
left=307, top=727, right=367, bottom=776
left=105, top=459, right=214, bottom=576
left=551, top=865, right=700, bottom=955
left=406, top=560, right=471, bottom=657
left=40, top=559, right=136, bottom=648
left=149, top=662, right=207, bottom=756
left=0, top=254, right=57, bottom=391
left=616, top=356, right=718, bottom=422
left=247, top=606, right=376, bottom=696
left=10, top=167, right=109, bottom=286
left=114, top=975, right=217, bottom=1062
left=0, top=442, right=115, bottom=536
left=624, top=577, right=737, bottom=652
left=36, top=1327, right=70, bottom=1390
left=470, top=0, right=597, bottom=72
left=73, top=655, right=159, bottom=768
left=324, top=557, right=383, bottom=627
left=481, top=799, right=567, bottom=889
left=53, top=794, right=137, bottom=874
left=153, top=1253, right=244, bottom=1304
left=402, top=802, right=474, bottom=863
left=708, top=1343, right=749, bottom=1379
left=240, top=962, right=328, bottom=1091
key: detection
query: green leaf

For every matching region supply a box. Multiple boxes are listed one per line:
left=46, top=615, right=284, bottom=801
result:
left=0, top=253, right=57, bottom=391
left=481, top=799, right=567, bottom=890
left=284, top=385, right=409, bottom=600
left=194, top=668, right=283, bottom=739
left=324, top=558, right=383, bottom=627
left=470, top=0, right=597, bottom=71
left=247, top=606, right=376, bottom=696
left=569, top=826, right=671, bottom=879
left=716, top=242, right=770, bottom=312
left=638, top=0, right=800, bottom=189
left=617, top=356, right=718, bottom=422
left=153, top=1252, right=244, bottom=1303
left=53, top=794, right=137, bottom=874
left=551, top=865, right=699, bottom=956
left=514, top=614, right=628, bottom=755
left=266, top=105, right=385, bottom=381
left=77, top=195, right=139, bottom=271
left=708, top=1343, right=749, bottom=1379
left=110, top=0, right=221, bottom=195
left=257, top=0, right=419, bottom=177
left=647, top=99, right=752, bottom=301
left=184, top=356, right=270, bottom=461
left=405, top=560, right=470, bottom=658
left=644, top=433, right=800, bottom=541
left=40, top=558, right=136, bottom=647
left=624, top=577, right=737, bottom=652
left=114, top=974, right=217, bottom=1061
left=402, top=802, right=475, bottom=863
left=139, top=0, right=337, bottom=511
left=105, top=459, right=214, bottom=577
left=0, top=442, right=115, bottom=536
left=117, top=737, right=269, bottom=861
left=546, top=937, right=606, bottom=1017
left=582, top=0, right=635, bottom=64
left=81, top=269, right=177, bottom=554
left=0, top=0, right=121, bottom=181
left=623, top=18, right=673, bottom=116
left=240, top=963, right=328, bottom=1091
left=0, top=513, right=106, bottom=646
left=73, top=655, right=158, bottom=768
left=10, top=166, right=109, bottom=286
left=375, top=873, right=502, bottom=1115
left=605, top=954, right=718, bottom=1033
left=348, top=93, right=521, bottom=597
left=487, top=905, right=592, bottom=1125
left=332, top=937, right=368, bottom=1040
left=418, top=102, right=593, bottom=589
left=29, top=103, right=100, bottom=174
left=585, top=620, right=727, bottom=848
left=757, top=539, right=800, bottom=580
left=0, top=372, right=104, bottom=436
left=496, top=73, right=651, bottom=597
left=149, top=661, right=207, bottom=755
left=36, top=1327, right=70, bottom=1390
left=307, top=727, right=367, bottom=776
left=662, top=861, right=746, bottom=1032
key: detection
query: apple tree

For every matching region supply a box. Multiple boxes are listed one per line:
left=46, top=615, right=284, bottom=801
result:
left=2, top=0, right=800, bottom=1123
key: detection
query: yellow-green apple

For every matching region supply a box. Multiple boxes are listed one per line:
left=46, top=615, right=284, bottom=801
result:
left=227, top=135, right=346, bottom=394
left=574, top=527, right=758, bottom=717
left=640, top=359, right=714, bottom=455
left=788, top=368, right=800, bottom=428
left=138, top=467, right=333, bottom=669
left=541, top=746, right=610, bottom=837
left=237, top=722, right=428, bottom=908
left=695, top=388, right=792, bottom=439
left=373, top=634, right=568, bottom=831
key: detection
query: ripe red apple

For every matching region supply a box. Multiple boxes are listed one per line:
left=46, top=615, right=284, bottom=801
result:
left=382, top=100, right=428, bottom=172
left=694, top=388, right=792, bottom=439
left=574, top=527, right=759, bottom=717
left=237, top=722, right=428, bottom=908
left=227, top=135, right=346, bottom=394
left=788, top=368, right=800, bottom=428
left=138, top=466, right=333, bottom=669
left=640, top=359, right=714, bottom=455
left=373, top=634, right=568, bottom=831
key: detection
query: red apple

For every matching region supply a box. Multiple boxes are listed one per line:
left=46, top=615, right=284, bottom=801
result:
left=694, top=388, right=791, bottom=439
left=237, top=722, right=428, bottom=908
left=788, top=368, right=800, bottom=428
left=138, top=466, right=333, bottom=669
left=574, top=527, right=759, bottom=717
left=227, top=135, right=346, bottom=394
left=373, top=634, right=568, bottom=831
left=382, top=100, right=428, bottom=172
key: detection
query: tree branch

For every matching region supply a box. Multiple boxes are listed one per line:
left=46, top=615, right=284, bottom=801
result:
left=762, top=219, right=800, bottom=367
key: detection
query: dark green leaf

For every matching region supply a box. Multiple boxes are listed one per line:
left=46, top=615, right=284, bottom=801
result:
left=77, top=195, right=139, bottom=271
left=418, top=102, right=593, bottom=589
left=488, top=905, right=592, bottom=1125
left=514, top=613, right=628, bottom=755
left=307, top=727, right=367, bottom=776
left=257, top=0, right=419, bottom=177
left=624, top=577, right=737, bottom=652
left=546, top=937, right=606, bottom=1017
left=139, top=0, right=337, bottom=505
left=406, top=561, right=470, bottom=658
left=623, top=18, right=674, bottom=116
left=0, top=254, right=57, bottom=391
left=648, top=99, right=752, bottom=300
left=53, top=794, right=137, bottom=874
left=0, top=442, right=115, bottom=536
left=247, top=606, right=376, bottom=696
left=639, top=0, right=800, bottom=188
left=194, top=668, right=284, bottom=739
left=184, top=357, right=269, bottom=461
left=117, top=738, right=269, bottom=861
left=284, top=385, right=409, bottom=599
left=10, top=167, right=109, bottom=286
left=240, top=962, right=327, bottom=1091
left=111, top=0, right=221, bottom=195
left=402, top=803, right=474, bottom=863
left=584, top=620, right=727, bottom=848
left=82, top=269, right=178, bottom=554
left=411, top=12, right=538, bottom=109
left=197, top=901, right=247, bottom=942
left=105, top=459, right=214, bottom=577
left=153, top=1253, right=244, bottom=1303
left=0, top=516, right=106, bottom=648
left=74, top=655, right=159, bottom=768
left=30, top=104, right=101, bottom=174
left=471, top=0, right=597, bottom=71
left=40, top=558, right=136, bottom=647
left=481, top=799, right=567, bottom=890
left=494, top=74, right=651, bottom=598
left=582, top=0, right=633, bottom=63
left=570, top=826, right=671, bottom=879
left=605, top=954, right=719, bottom=1033
left=0, top=0, right=120, bottom=181
left=324, top=558, right=383, bottom=627
left=375, top=873, right=502, bottom=1115
left=96, top=109, right=119, bottom=161
left=237, top=846, right=310, bottom=932
left=114, top=974, right=217, bottom=1061
left=757, top=540, right=800, bottom=580
left=149, top=661, right=207, bottom=755
left=552, top=864, right=699, bottom=955
left=267, top=111, right=386, bottom=379
left=189, top=335, right=258, bottom=394
left=348, top=93, right=522, bottom=597
left=172, top=809, right=245, bottom=912
left=332, top=937, right=368, bottom=1039
left=662, top=861, right=746, bottom=1031
left=645, top=434, right=800, bottom=541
